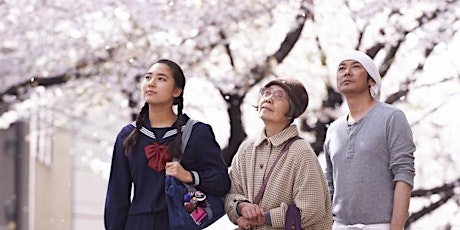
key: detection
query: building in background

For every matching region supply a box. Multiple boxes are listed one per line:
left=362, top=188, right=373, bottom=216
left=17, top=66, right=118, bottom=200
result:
left=0, top=122, right=28, bottom=230
left=0, top=95, right=112, bottom=230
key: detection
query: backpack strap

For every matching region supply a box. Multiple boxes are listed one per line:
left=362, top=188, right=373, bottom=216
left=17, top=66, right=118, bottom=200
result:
left=181, top=119, right=198, bottom=153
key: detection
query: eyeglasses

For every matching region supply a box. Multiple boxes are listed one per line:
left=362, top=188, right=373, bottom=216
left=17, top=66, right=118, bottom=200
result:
left=259, top=87, right=287, bottom=101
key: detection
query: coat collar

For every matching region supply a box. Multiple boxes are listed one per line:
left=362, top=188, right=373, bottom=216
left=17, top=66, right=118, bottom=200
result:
left=253, top=124, right=300, bottom=147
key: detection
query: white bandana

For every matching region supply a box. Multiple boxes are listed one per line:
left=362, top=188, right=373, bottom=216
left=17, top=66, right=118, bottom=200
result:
left=336, top=50, right=382, bottom=101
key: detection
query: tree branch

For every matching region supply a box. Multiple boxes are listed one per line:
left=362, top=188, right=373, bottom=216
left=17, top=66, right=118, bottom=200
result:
left=251, top=0, right=313, bottom=85
left=367, top=3, right=447, bottom=77
left=406, top=189, right=456, bottom=227
left=411, top=178, right=460, bottom=197
left=221, top=0, right=313, bottom=164
left=0, top=52, right=113, bottom=104
left=270, top=1, right=312, bottom=64
left=219, top=30, right=235, bottom=68
left=384, top=46, right=434, bottom=104
left=1, top=74, right=70, bottom=103
left=406, top=177, right=460, bottom=227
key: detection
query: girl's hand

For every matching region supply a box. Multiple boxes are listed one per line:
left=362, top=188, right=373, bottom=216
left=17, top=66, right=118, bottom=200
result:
left=165, top=161, right=193, bottom=183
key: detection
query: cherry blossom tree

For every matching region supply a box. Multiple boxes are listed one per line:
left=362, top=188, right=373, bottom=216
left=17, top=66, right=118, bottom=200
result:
left=1, top=0, right=459, bottom=229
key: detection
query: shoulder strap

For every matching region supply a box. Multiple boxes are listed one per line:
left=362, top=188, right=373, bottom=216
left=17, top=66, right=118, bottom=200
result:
left=181, top=119, right=198, bottom=153
left=253, top=136, right=301, bottom=205
left=177, top=119, right=198, bottom=192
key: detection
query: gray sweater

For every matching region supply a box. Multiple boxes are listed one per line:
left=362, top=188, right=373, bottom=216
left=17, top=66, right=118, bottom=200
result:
left=324, top=102, right=415, bottom=225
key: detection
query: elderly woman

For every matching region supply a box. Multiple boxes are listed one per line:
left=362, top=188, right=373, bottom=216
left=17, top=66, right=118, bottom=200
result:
left=225, top=78, right=332, bottom=230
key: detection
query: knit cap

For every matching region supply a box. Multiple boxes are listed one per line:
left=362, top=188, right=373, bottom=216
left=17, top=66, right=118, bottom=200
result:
left=337, top=50, right=382, bottom=101
left=264, top=78, right=309, bottom=118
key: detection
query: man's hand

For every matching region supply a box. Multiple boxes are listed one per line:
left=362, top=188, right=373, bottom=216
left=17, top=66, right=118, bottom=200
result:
left=390, top=181, right=411, bottom=230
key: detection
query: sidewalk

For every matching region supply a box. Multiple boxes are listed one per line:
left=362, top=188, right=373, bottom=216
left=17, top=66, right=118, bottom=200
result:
left=205, top=215, right=237, bottom=229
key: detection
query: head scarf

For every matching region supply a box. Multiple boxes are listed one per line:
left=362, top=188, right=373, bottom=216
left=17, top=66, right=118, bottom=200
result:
left=337, top=50, right=382, bottom=101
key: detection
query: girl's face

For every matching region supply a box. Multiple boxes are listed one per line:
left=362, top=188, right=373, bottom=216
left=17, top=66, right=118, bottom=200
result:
left=257, top=85, right=291, bottom=124
left=142, top=63, right=183, bottom=106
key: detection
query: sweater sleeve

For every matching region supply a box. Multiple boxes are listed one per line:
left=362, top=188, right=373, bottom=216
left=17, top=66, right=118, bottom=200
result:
left=387, top=111, right=416, bottom=188
left=224, top=141, right=252, bottom=224
left=104, top=128, right=133, bottom=230
left=323, top=134, right=334, bottom=201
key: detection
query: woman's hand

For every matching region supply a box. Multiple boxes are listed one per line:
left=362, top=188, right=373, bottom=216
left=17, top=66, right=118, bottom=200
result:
left=237, top=202, right=265, bottom=227
left=165, top=161, right=193, bottom=183
left=236, top=216, right=265, bottom=229
left=238, top=202, right=264, bottom=220
left=237, top=216, right=252, bottom=229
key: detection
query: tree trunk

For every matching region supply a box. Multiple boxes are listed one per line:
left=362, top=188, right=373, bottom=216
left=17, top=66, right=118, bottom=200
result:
left=221, top=93, right=247, bottom=166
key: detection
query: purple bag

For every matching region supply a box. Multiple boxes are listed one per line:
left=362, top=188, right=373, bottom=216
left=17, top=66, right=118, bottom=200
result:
left=285, top=204, right=301, bottom=230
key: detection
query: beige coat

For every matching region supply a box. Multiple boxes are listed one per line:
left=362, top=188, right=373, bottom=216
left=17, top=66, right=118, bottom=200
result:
left=225, top=125, right=332, bottom=230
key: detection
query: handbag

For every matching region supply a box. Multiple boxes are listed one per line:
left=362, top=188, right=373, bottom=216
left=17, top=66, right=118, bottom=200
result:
left=253, top=136, right=302, bottom=230
left=165, top=176, right=225, bottom=229
left=164, top=119, right=226, bottom=230
left=285, top=204, right=301, bottom=230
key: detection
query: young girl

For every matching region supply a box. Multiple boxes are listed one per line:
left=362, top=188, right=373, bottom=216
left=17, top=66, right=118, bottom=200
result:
left=104, top=59, right=230, bottom=230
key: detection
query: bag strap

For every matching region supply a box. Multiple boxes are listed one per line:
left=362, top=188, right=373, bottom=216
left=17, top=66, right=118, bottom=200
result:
left=178, top=119, right=216, bottom=219
left=172, top=119, right=198, bottom=191
left=253, top=136, right=301, bottom=205
left=181, top=119, right=198, bottom=154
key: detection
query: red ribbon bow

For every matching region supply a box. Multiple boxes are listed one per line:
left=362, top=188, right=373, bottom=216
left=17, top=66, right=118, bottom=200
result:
left=144, top=143, right=172, bottom=172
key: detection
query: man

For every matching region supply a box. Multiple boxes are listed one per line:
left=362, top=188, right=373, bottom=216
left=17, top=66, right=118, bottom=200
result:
left=324, top=50, right=415, bottom=230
